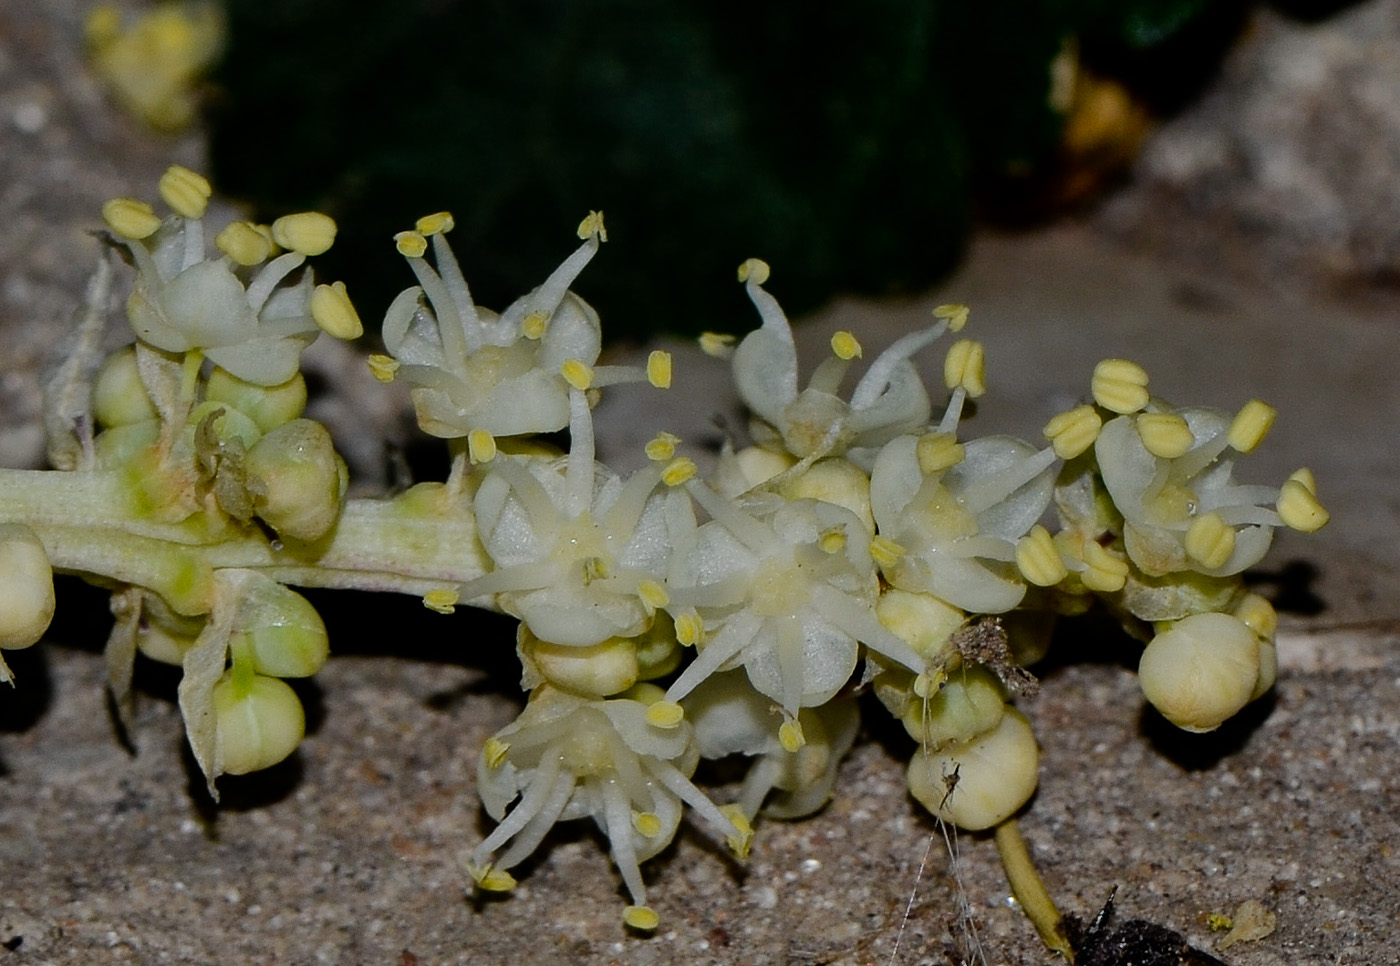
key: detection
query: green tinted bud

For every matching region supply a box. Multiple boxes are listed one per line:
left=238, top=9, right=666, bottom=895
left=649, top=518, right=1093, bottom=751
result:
left=519, top=627, right=637, bottom=697
left=634, top=612, right=682, bottom=681
left=187, top=401, right=262, bottom=450
left=92, top=346, right=157, bottom=428
left=900, top=665, right=1006, bottom=748
left=908, top=708, right=1039, bottom=831
left=213, top=672, right=306, bottom=775
left=93, top=418, right=161, bottom=469
left=136, top=594, right=205, bottom=666
left=245, top=419, right=347, bottom=541
left=0, top=525, right=55, bottom=650
left=205, top=368, right=307, bottom=433
left=230, top=579, right=328, bottom=678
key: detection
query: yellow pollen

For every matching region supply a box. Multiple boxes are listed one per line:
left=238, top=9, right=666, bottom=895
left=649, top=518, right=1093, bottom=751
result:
left=869, top=535, right=906, bottom=571
left=916, top=432, right=965, bottom=474
left=645, top=700, right=685, bottom=729
left=933, top=303, right=971, bottom=332
left=520, top=310, right=548, bottom=340
left=1043, top=405, right=1102, bottom=459
left=647, top=350, right=672, bottom=388
left=1277, top=476, right=1329, bottom=532
left=674, top=611, right=704, bottom=646
left=830, top=330, right=862, bottom=360
left=778, top=718, right=806, bottom=753
left=422, top=589, right=459, bottom=614
left=1288, top=467, right=1318, bottom=494
left=645, top=432, right=680, bottom=462
left=483, top=737, right=511, bottom=769
left=943, top=339, right=986, bottom=397
left=623, top=905, right=659, bottom=932
left=157, top=165, right=211, bottom=220
left=661, top=457, right=697, bottom=487
left=469, top=863, right=517, bottom=892
left=1092, top=359, right=1150, bottom=414
left=394, top=230, right=428, bottom=258
left=698, top=332, right=736, bottom=358
left=633, top=811, right=663, bottom=838
left=1136, top=412, right=1195, bottom=459
left=215, top=221, right=273, bottom=266
left=1080, top=541, right=1128, bottom=592
left=367, top=353, right=400, bottom=383
left=1016, top=525, right=1068, bottom=586
left=102, top=197, right=162, bottom=240
left=310, top=281, right=364, bottom=339
left=719, top=803, right=755, bottom=859
left=415, top=211, right=455, bottom=235
left=1228, top=399, right=1277, bottom=453
left=637, top=579, right=670, bottom=611
left=271, top=211, right=337, bottom=256
left=1184, top=511, right=1236, bottom=570
left=818, top=527, right=847, bottom=554
left=576, top=210, right=607, bottom=242
left=560, top=359, right=594, bottom=390
left=1233, top=593, right=1278, bottom=641
left=737, top=258, right=770, bottom=285
left=468, top=429, right=497, bottom=464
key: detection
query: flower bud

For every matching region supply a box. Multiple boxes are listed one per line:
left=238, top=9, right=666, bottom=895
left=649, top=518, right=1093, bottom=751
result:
left=0, top=525, right=55, bottom=650
left=205, top=367, right=307, bottom=433
left=907, top=708, right=1039, bottom=831
left=213, top=672, right=306, bottom=775
left=519, top=627, right=638, bottom=697
left=230, top=578, right=329, bottom=679
left=92, top=346, right=158, bottom=428
left=245, top=419, right=347, bottom=542
left=1138, top=612, right=1261, bottom=732
left=898, top=666, right=1006, bottom=749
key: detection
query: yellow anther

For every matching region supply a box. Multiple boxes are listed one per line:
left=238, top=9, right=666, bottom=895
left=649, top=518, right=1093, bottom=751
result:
left=483, top=737, right=511, bottom=769
left=943, top=339, right=986, bottom=397
left=869, top=535, right=906, bottom=572
left=468, top=863, right=517, bottom=892
left=157, top=165, right=211, bottom=220
left=645, top=700, right=685, bottom=729
left=310, top=281, right=364, bottom=339
left=830, top=330, right=862, bottom=360
left=1277, top=476, right=1329, bottom=532
left=637, top=579, right=670, bottom=612
left=1016, top=525, right=1068, bottom=587
left=581, top=556, right=609, bottom=584
left=1228, top=399, right=1277, bottom=453
left=647, top=350, right=672, bottom=389
left=415, top=211, right=455, bottom=235
left=933, top=303, right=971, bottom=332
left=674, top=611, right=704, bottom=647
left=1080, top=541, right=1128, bottom=592
left=1136, top=412, right=1195, bottom=459
left=633, top=811, right=664, bottom=838
left=215, top=221, right=274, bottom=266
left=1288, top=467, right=1318, bottom=494
left=661, top=457, right=697, bottom=487
left=394, top=230, right=428, bottom=258
left=468, top=429, right=497, bottom=464
left=367, top=353, right=400, bottom=383
left=912, top=669, right=946, bottom=699
left=422, top=589, right=459, bottom=614
left=778, top=718, right=806, bottom=753
left=1043, top=404, right=1102, bottom=459
left=1092, top=359, right=1150, bottom=414
left=818, top=527, right=847, bottom=554
left=576, top=210, right=607, bottom=242
left=520, top=310, right=548, bottom=340
left=1184, top=511, right=1236, bottom=570
left=102, top=197, right=161, bottom=240
left=916, top=432, right=965, bottom=474
left=560, top=359, right=594, bottom=390
left=719, top=803, right=755, bottom=859
left=645, top=432, right=680, bottom=462
left=623, top=905, right=660, bottom=932
left=698, top=332, right=736, bottom=358
left=271, top=211, right=337, bottom=256
left=737, top=258, right=770, bottom=285
left=1233, top=593, right=1278, bottom=641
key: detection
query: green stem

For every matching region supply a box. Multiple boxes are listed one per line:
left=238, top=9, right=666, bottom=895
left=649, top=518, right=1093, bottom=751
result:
left=994, top=818, right=1074, bottom=961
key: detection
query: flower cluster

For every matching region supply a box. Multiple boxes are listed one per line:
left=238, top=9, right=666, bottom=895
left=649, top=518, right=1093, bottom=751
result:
left=0, top=171, right=1329, bottom=940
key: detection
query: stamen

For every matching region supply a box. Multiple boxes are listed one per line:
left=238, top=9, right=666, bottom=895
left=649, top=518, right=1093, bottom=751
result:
left=271, top=212, right=337, bottom=257
left=1277, top=475, right=1329, bottom=532
left=1228, top=400, right=1276, bottom=452
left=1091, top=359, right=1149, bottom=414
left=645, top=432, right=680, bottom=462
left=1184, top=511, right=1236, bottom=569
left=943, top=339, right=986, bottom=398
left=394, top=231, right=428, bottom=258
left=916, top=433, right=965, bottom=474
left=1043, top=405, right=1101, bottom=459
left=422, top=589, right=459, bottom=614
left=367, top=353, right=400, bottom=383
left=215, top=221, right=273, bottom=266
left=933, top=303, right=970, bottom=332
left=468, top=429, right=497, bottom=464
left=484, top=737, right=511, bottom=769
left=645, top=700, right=685, bottom=728
left=1079, top=541, right=1128, bottom=592
left=647, top=350, right=672, bottom=388
left=416, top=211, right=455, bottom=235
left=158, top=165, right=210, bottom=220
left=778, top=717, right=806, bottom=752
left=102, top=197, right=161, bottom=240
left=699, top=332, right=735, bottom=358
left=1136, top=412, right=1194, bottom=459
left=1016, top=525, right=1067, bottom=586
left=561, top=359, right=594, bottom=391
left=310, top=281, right=364, bottom=339
left=831, top=330, right=862, bottom=360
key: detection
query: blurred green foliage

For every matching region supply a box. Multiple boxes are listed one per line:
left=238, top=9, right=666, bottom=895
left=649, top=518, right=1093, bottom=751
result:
left=209, top=0, right=1233, bottom=339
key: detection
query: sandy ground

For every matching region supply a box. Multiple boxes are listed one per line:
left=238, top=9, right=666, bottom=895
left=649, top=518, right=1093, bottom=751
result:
left=2, top=2, right=1398, bottom=964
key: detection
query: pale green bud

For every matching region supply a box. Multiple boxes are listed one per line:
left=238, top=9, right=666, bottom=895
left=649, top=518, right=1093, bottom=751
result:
left=0, top=525, right=55, bottom=650
left=136, top=593, right=205, bottom=666
left=899, top=665, right=1006, bottom=749
left=205, top=367, right=307, bottom=433
left=245, top=419, right=347, bottom=542
left=93, top=418, right=161, bottom=469
left=188, top=401, right=263, bottom=450
left=213, top=672, right=306, bottom=775
left=518, top=627, right=638, bottom=697
left=230, top=579, right=328, bottom=679
left=92, top=346, right=158, bottom=428
left=907, top=708, right=1039, bottom=831
left=1138, top=612, right=1261, bottom=733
